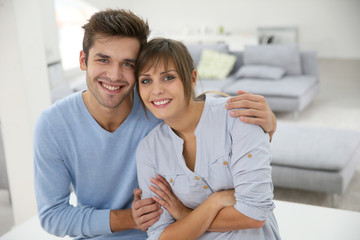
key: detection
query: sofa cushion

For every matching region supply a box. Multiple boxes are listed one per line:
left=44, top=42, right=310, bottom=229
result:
left=243, top=44, right=302, bottom=75
left=197, top=49, right=237, bottom=80
left=271, top=123, right=360, bottom=171
left=195, top=77, right=236, bottom=95
left=222, top=75, right=317, bottom=98
left=186, top=43, right=229, bottom=66
left=235, top=65, right=285, bottom=80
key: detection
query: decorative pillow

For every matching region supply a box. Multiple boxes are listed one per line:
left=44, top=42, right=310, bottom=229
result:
left=235, top=65, right=286, bottom=80
left=186, top=43, right=229, bottom=66
left=197, top=49, right=237, bottom=80
left=243, top=44, right=302, bottom=75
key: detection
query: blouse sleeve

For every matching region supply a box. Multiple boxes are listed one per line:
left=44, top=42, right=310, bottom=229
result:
left=136, top=139, right=176, bottom=240
left=228, top=120, right=275, bottom=221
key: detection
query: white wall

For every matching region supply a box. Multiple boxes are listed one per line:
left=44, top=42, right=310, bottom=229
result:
left=85, top=0, right=360, bottom=59
left=0, top=0, right=52, bottom=226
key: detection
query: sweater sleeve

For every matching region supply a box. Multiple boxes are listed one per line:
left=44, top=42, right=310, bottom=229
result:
left=228, top=120, right=275, bottom=221
left=33, top=112, right=111, bottom=238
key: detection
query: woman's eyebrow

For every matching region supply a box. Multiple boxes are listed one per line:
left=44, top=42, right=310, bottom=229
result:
left=160, top=69, right=177, bottom=74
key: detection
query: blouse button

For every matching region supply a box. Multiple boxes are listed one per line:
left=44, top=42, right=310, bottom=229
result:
left=195, top=176, right=200, bottom=180
left=248, top=153, right=252, bottom=158
left=170, top=178, right=174, bottom=183
left=203, top=185, right=208, bottom=189
left=223, top=161, right=228, bottom=165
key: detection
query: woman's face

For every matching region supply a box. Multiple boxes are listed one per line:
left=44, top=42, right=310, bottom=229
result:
left=138, top=60, right=189, bottom=122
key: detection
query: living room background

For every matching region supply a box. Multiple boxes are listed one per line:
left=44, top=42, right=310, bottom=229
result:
left=84, top=0, right=360, bottom=60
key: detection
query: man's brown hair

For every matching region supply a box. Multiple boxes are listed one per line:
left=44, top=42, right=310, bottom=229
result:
left=82, top=9, right=150, bottom=65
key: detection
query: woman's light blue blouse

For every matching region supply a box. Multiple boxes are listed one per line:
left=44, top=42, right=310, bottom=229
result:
left=136, top=97, right=280, bottom=240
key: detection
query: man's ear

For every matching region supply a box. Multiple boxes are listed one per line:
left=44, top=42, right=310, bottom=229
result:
left=79, top=50, right=87, bottom=71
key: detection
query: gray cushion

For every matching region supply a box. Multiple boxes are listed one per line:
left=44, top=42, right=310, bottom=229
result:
left=243, top=44, right=302, bottom=75
left=222, top=75, right=317, bottom=98
left=186, top=43, right=229, bottom=66
left=195, top=77, right=236, bottom=95
left=271, top=123, right=360, bottom=171
left=235, top=65, right=285, bottom=80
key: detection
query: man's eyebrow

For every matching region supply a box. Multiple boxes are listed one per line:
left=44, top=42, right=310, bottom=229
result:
left=124, top=58, right=136, bottom=63
left=94, top=53, right=110, bottom=58
left=94, top=53, right=136, bottom=63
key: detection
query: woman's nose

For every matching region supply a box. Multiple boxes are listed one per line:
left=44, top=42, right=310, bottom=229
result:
left=152, top=81, right=164, bottom=95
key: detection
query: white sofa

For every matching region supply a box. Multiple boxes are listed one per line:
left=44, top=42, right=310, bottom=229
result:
left=271, top=123, right=360, bottom=195
left=187, top=43, right=319, bottom=115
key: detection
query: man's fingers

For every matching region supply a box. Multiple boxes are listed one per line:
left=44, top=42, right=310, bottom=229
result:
left=133, top=202, right=160, bottom=218
left=132, top=197, right=157, bottom=211
left=136, top=208, right=162, bottom=231
left=138, top=215, right=161, bottom=232
left=227, top=92, right=265, bottom=103
left=133, top=188, right=142, bottom=201
left=230, top=108, right=266, bottom=118
left=239, top=115, right=266, bottom=127
left=227, top=100, right=266, bottom=112
left=237, top=90, right=250, bottom=95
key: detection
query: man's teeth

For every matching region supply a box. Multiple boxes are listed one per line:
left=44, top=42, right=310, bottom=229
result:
left=153, top=99, right=171, bottom=105
left=102, top=82, right=121, bottom=91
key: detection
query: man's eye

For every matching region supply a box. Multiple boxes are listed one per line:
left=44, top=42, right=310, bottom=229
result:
left=123, top=62, right=135, bottom=69
left=141, top=79, right=151, bottom=84
left=164, top=75, right=175, bottom=81
left=97, top=59, right=108, bottom=63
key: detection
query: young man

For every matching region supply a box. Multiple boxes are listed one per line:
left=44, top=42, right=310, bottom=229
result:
left=34, top=9, right=277, bottom=239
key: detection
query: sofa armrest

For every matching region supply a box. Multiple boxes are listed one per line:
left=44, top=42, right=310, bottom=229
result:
left=301, top=51, right=319, bottom=80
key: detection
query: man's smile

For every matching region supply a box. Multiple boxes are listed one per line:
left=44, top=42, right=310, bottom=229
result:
left=98, top=81, right=127, bottom=92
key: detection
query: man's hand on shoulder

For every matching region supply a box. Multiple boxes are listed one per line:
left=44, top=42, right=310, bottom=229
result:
left=225, top=90, right=277, bottom=141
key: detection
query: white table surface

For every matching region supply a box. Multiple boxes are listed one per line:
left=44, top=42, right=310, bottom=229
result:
left=1, top=200, right=360, bottom=240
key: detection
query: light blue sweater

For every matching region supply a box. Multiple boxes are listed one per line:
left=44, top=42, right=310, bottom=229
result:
left=34, top=91, right=160, bottom=239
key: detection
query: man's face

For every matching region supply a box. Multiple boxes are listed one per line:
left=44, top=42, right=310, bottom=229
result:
left=80, top=36, right=140, bottom=109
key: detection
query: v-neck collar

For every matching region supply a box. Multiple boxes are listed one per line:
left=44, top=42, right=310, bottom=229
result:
left=79, top=89, right=139, bottom=137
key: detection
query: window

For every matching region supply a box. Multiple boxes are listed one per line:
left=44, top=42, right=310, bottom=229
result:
left=55, top=0, right=98, bottom=71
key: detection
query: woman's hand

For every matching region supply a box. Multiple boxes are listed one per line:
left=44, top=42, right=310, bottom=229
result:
left=150, top=175, right=192, bottom=221
left=210, top=189, right=236, bottom=209
left=225, top=90, right=277, bottom=140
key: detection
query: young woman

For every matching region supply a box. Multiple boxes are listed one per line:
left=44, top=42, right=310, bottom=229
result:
left=135, top=38, right=280, bottom=240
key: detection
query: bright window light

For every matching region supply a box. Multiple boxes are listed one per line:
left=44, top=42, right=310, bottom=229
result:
left=55, top=0, right=98, bottom=71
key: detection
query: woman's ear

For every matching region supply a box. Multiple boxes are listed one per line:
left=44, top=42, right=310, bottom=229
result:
left=79, top=50, right=87, bottom=71
left=191, top=69, right=198, bottom=89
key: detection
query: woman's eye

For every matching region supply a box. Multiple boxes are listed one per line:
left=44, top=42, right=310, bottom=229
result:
left=141, top=79, right=151, bottom=84
left=164, top=75, right=175, bottom=81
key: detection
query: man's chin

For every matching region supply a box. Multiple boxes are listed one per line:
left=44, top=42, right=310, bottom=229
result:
left=101, top=91, right=133, bottom=109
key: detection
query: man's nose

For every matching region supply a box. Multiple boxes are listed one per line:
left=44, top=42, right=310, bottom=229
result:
left=108, top=64, right=123, bottom=81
